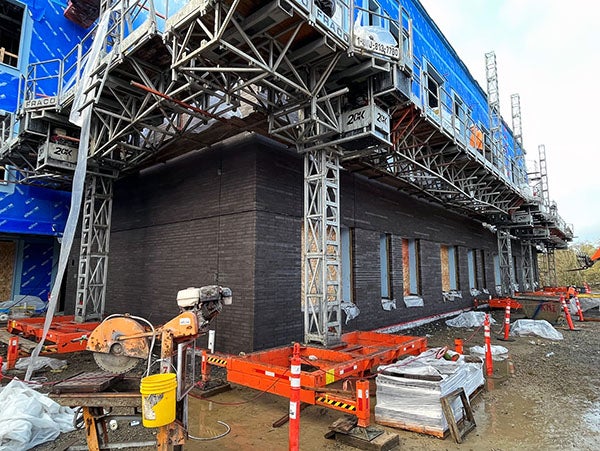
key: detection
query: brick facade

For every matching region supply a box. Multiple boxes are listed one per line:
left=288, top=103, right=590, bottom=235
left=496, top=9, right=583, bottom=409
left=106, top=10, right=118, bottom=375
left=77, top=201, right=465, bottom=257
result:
left=66, top=135, right=522, bottom=353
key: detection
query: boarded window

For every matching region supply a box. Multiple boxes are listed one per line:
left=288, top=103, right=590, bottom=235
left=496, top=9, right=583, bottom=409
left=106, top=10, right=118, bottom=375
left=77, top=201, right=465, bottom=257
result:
left=441, top=245, right=459, bottom=291
left=402, top=238, right=420, bottom=295
left=0, top=240, right=16, bottom=300
left=0, top=0, right=24, bottom=67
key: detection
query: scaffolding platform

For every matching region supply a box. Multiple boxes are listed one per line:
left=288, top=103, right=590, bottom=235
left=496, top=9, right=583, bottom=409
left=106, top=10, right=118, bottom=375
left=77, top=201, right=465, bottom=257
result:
left=6, top=315, right=100, bottom=354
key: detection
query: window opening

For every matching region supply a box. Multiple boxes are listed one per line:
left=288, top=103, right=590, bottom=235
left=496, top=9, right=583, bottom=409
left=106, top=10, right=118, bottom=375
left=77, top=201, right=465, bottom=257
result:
left=1, top=164, right=16, bottom=185
left=366, top=0, right=383, bottom=27
left=493, top=254, right=501, bottom=288
left=341, top=227, right=354, bottom=302
left=479, top=250, right=487, bottom=289
left=467, top=249, right=477, bottom=290
left=402, top=238, right=420, bottom=295
left=380, top=233, right=392, bottom=299
left=453, top=92, right=466, bottom=133
left=0, top=0, right=24, bottom=68
left=425, top=63, right=443, bottom=109
left=400, top=9, right=412, bottom=61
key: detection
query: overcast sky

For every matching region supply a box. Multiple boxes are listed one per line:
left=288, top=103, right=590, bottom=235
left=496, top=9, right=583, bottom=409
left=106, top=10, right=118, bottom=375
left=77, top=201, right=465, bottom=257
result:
left=419, top=0, right=599, bottom=245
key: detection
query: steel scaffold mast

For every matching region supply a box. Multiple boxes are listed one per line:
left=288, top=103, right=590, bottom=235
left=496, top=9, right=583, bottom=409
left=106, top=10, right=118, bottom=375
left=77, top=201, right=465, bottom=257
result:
left=485, top=51, right=503, bottom=172
left=497, top=229, right=516, bottom=296
left=75, top=175, right=114, bottom=322
left=521, top=241, right=535, bottom=291
left=304, top=150, right=341, bottom=346
left=511, top=93, right=525, bottom=185
left=538, top=144, right=550, bottom=207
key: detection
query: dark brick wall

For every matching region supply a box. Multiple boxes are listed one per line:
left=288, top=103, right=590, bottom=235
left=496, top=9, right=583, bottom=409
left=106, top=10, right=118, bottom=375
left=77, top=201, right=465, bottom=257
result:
left=65, top=136, right=260, bottom=354
left=64, top=135, right=512, bottom=353
left=254, top=142, right=304, bottom=349
left=253, top=143, right=500, bottom=342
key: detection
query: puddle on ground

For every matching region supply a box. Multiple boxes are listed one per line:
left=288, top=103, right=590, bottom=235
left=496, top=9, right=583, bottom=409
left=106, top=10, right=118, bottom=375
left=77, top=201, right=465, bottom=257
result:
left=470, top=391, right=599, bottom=451
left=583, top=401, right=600, bottom=432
left=181, top=377, right=600, bottom=451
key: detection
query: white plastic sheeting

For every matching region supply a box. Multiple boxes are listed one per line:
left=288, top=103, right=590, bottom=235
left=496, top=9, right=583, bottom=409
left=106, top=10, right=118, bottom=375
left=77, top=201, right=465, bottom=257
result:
left=0, top=379, right=75, bottom=450
left=403, top=295, right=424, bottom=308
left=2, top=357, right=67, bottom=374
left=381, top=298, right=396, bottom=311
left=0, top=296, right=45, bottom=313
left=510, top=319, right=564, bottom=340
left=341, top=301, right=360, bottom=323
left=442, top=290, right=462, bottom=302
left=25, top=8, right=116, bottom=382
left=469, top=345, right=509, bottom=361
left=445, top=311, right=496, bottom=328
left=353, top=11, right=398, bottom=53
left=375, top=349, right=484, bottom=434
left=570, top=297, right=600, bottom=315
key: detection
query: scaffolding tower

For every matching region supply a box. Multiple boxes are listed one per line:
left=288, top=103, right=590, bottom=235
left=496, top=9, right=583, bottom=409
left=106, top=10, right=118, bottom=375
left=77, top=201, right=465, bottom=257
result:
left=497, top=229, right=517, bottom=296
left=485, top=51, right=502, bottom=170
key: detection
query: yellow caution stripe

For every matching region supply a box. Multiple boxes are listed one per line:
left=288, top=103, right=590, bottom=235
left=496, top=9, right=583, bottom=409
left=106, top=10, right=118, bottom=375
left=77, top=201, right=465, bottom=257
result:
left=316, top=396, right=356, bottom=411
left=207, top=356, right=228, bottom=366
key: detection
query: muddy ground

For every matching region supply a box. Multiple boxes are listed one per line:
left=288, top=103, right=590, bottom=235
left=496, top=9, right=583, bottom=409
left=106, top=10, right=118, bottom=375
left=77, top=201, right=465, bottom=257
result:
left=4, top=306, right=598, bottom=451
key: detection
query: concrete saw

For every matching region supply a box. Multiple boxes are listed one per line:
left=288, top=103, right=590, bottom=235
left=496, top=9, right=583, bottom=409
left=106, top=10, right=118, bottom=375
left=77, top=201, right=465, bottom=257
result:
left=87, top=316, right=151, bottom=374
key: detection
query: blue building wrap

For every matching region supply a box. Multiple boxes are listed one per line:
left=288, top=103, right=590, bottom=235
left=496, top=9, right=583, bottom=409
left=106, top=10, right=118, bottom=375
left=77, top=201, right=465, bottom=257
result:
left=0, top=0, right=77, bottom=304
left=0, top=178, right=67, bottom=303
left=370, top=0, right=526, bottom=181
left=0, top=0, right=89, bottom=113
left=19, top=239, right=56, bottom=301
left=0, top=178, right=69, bottom=236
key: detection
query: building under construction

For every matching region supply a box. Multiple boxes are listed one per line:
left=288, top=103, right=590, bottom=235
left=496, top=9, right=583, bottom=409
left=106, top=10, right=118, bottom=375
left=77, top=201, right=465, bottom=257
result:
left=0, top=0, right=572, bottom=353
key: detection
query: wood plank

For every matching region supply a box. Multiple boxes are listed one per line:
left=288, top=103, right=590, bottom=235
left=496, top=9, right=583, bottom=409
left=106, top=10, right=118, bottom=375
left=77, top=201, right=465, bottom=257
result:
left=329, top=415, right=358, bottom=434
left=334, top=430, right=400, bottom=451
left=51, top=371, right=124, bottom=394
left=440, top=387, right=476, bottom=444
left=376, top=417, right=446, bottom=438
left=0, top=329, right=39, bottom=353
left=50, top=391, right=142, bottom=408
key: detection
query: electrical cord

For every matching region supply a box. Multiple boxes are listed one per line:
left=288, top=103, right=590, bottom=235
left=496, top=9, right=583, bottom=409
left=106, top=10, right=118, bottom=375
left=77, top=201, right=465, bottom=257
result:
left=190, top=367, right=290, bottom=406
left=187, top=420, right=231, bottom=441
left=102, top=313, right=156, bottom=375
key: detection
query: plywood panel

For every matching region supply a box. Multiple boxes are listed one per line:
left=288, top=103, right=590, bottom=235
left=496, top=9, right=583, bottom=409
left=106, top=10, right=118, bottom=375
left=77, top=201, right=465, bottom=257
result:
left=0, top=241, right=16, bottom=300
left=440, top=245, right=450, bottom=291
left=402, top=239, right=410, bottom=296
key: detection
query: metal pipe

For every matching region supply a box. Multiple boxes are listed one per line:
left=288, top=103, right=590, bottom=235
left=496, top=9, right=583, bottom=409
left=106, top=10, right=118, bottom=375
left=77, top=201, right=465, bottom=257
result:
left=130, top=81, right=238, bottom=126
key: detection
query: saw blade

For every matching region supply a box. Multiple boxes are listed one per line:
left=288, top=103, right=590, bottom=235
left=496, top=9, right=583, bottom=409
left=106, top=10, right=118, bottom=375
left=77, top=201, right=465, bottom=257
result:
left=93, top=351, right=140, bottom=374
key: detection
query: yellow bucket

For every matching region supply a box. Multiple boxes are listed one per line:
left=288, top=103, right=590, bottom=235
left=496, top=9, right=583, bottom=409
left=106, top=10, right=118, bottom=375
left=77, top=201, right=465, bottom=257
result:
left=140, top=373, right=178, bottom=427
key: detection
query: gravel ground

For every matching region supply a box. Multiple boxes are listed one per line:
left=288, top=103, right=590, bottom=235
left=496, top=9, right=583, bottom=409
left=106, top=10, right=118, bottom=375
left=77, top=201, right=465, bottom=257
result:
left=2, top=305, right=599, bottom=451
